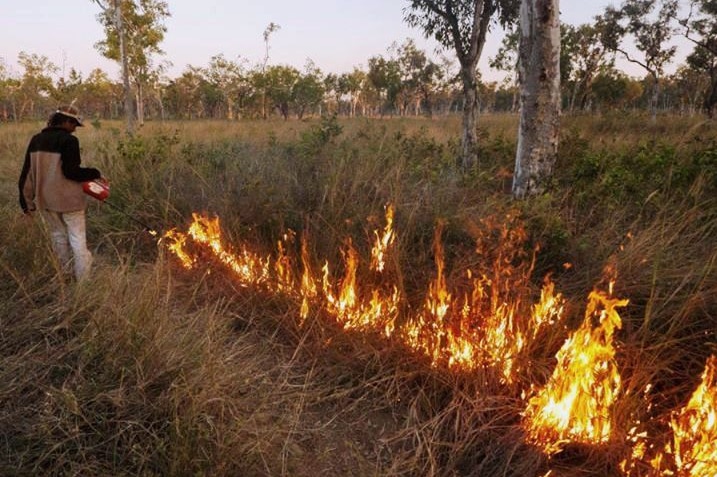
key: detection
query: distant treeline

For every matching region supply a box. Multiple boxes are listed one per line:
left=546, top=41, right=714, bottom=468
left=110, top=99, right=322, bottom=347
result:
left=0, top=37, right=709, bottom=123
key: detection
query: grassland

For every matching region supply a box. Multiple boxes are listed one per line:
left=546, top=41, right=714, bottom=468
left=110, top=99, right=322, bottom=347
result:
left=1, top=113, right=716, bottom=476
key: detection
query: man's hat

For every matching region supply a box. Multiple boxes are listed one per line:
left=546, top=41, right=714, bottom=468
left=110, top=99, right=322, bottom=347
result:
left=55, top=105, right=84, bottom=126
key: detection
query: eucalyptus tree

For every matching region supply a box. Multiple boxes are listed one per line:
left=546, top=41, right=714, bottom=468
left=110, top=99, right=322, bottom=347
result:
left=94, top=0, right=170, bottom=129
left=164, top=67, right=206, bottom=119
left=395, top=38, right=444, bottom=115
left=667, top=65, right=709, bottom=114
left=490, top=28, right=520, bottom=110
left=293, top=61, right=325, bottom=119
left=204, top=54, right=246, bottom=120
left=562, top=22, right=615, bottom=111
left=54, top=68, right=84, bottom=106
left=404, top=0, right=519, bottom=169
left=681, top=0, right=717, bottom=117
left=323, top=73, right=340, bottom=114
left=260, top=22, right=281, bottom=119
left=83, top=68, right=122, bottom=118
left=93, top=0, right=131, bottom=131
left=511, top=0, right=561, bottom=199
left=591, top=70, right=644, bottom=110
left=263, top=65, right=300, bottom=120
left=0, top=57, right=20, bottom=120
left=367, top=55, right=403, bottom=116
left=601, top=0, right=679, bottom=121
left=17, top=52, right=58, bottom=119
left=339, top=68, right=367, bottom=117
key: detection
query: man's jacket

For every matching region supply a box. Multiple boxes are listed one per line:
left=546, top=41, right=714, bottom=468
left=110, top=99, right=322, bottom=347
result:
left=18, top=126, right=101, bottom=213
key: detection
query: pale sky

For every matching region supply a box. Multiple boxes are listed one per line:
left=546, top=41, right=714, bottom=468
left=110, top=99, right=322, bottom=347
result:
left=0, top=1, right=687, bottom=82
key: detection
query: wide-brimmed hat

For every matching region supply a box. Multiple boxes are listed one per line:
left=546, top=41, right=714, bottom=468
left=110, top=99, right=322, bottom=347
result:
left=55, top=105, right=84, bottom=126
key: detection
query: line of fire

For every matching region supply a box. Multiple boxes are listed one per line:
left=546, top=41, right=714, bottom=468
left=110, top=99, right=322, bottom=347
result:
left=162, top=205, right=716, bottom=476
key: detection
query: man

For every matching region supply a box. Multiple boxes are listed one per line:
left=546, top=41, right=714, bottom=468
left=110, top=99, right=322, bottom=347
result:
left=18, top=105, right=102, bottom=281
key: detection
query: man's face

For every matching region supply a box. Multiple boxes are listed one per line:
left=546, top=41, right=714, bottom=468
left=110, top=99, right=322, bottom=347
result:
left=60, top=119, right=78, bottom=133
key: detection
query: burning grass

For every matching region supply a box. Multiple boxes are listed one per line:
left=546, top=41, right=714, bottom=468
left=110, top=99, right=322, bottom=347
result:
left=161, top=202, right=716, bottom=474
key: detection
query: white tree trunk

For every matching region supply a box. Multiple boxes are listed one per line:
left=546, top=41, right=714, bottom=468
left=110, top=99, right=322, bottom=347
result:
left=460, top=68, right=479, bottom=171
left=112, top=0, right=134, bottom=134
left=512, top=0, right=561, bottom=199
left=136, top=83, right=145, bottom=125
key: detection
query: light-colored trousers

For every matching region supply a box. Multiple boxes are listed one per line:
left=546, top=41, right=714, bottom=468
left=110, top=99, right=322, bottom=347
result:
left=41, top=209, right=93, bottom=280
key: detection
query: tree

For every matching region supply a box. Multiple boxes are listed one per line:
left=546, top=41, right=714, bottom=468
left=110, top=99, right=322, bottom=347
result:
left=164, top=67, right=206, bottom=118
left=405, top=0, right=519, bottom=169
left=601, top=0, right=679, bottom=121
left=264, top=65, right=300, bottom=120
left=293, top=61, right=325, bottom=119
left=490, top=28, right=520, bottom=111
left=666, top=65, right=708, bottom=114
left=83, top=68, right=122, bottom=118
left=339, top=69, right=367, bottom=117
left=54, top=68, right=80, bottom=105
left=260, top=22, right=281, bottom=119
left=591, top=70, right=644, bottom=110
left=16, top=52, right=58, bottom=120
left=95, top=0, right=170, bottom=129
left=93, top=0, right=133, bottom=132
left=205, top=54, right=246, bottom=120
left=511, top=0, right=561, bottom=199
left=0, top=57, right=20, bottom=121
left=681, top=0, right=717, bottom=117
left=395, top=38, right=444, bottom=115
left=562, top=22, right=615, bottom=111
left=367, top=54, right=403, bottom=115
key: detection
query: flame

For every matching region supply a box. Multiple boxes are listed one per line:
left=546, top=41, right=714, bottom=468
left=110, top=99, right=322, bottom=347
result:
left=622, top=357, right=717, bottom=476
left=644, top=356, right=717, bottom=476
left=275, top=231, right=296, bottom=292
left=299, top=236, right=317, bottom=320
left=163, top=229, right=194, bottom=268
left=523, top=286, right=627, bottom=454
left=370, top=204, right=395, bottom=272
left=321, top=239, right=399, bottom=335
left=670, top=355, right=717, bottom=475
left=165, top=208, right=399, bottom=335
left=165, top=213, right=271, bottom=285
left=404, top=222, right=452, bottom=364
left=401, top=219, right=563, bottom=381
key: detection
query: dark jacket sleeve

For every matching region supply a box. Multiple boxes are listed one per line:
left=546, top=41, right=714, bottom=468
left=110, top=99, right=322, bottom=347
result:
left=18, top=141, right=33, bottom=213
left=60, top=135, right=101, bottom=181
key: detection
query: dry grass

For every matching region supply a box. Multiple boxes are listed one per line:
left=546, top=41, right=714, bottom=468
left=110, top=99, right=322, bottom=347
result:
left=1, top=113, right=716, bottom=476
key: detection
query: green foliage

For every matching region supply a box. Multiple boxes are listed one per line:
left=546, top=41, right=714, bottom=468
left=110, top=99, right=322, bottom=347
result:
left=559, top=141, right=712, bottom=214
left=298, top=114, right=343, bottom=154
left=95, top=0, right=170, bottom=79
left=115, top=129, right=180, bottom=170
left=404, top=0, right=519, bottom=56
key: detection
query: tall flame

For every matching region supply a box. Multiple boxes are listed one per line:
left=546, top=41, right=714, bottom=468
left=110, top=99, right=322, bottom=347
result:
left=299, top=235, right=317, bottom=320
left=645, top=355, right=717, bottom=476
left=670, top=355, right=717, bottom=475
left=404, top=222, right=451, bottom=364
left=523, top=287, right=627, bottom=454
left=403, top=218, right=563, bottom=381
left=370, top=204, right=395, bottom=272
left=320, top=239, right=399, bottom=335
